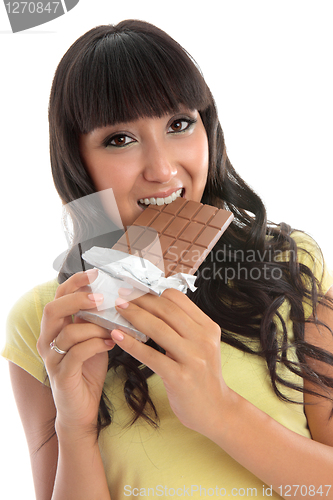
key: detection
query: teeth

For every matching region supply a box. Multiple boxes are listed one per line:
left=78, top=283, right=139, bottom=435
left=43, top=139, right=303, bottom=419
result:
left=139, top=188, right=183, bottom=206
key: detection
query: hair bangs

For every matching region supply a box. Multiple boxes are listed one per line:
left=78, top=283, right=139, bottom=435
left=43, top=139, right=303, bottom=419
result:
left=66, top=29, right=211, bottom=134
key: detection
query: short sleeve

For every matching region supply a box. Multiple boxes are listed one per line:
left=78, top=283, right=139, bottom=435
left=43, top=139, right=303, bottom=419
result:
left=292, top=231, right=333, bottom=318
left=1, top=279, right=59, bottom=385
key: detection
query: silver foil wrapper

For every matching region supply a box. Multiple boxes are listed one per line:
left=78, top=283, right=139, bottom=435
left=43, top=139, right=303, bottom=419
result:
left=76, top=247, right=197, bottom=342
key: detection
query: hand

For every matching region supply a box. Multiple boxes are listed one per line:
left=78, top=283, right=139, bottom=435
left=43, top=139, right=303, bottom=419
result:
left=110, top=288, right=229, bottom=436
left=37, top=270, right=115, bottom=434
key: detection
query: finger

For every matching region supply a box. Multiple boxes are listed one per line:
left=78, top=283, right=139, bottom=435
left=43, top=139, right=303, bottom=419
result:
left=42, top=291, right=104, bottom=335
left=114, top=298, right=186, bottom=354
left=119, top=287, right=210, bottom=328
left=160, top=288, right=213, bottom=327
left=51, top=268, right=100, bottom=330
left=116, top=292, right=198, bottom=340
left=110, top=329, right=176, bottom=379
left=55, top=269, right=99, bottom=299
left=117, top=287, right=147, bottom=301
left=51, top=291, right=104, bottom=319
left=47, top=322, right=112, bottom=364
left=38, top=292, right=105, bottom=358
left=57, top=338, right=115, bottom=378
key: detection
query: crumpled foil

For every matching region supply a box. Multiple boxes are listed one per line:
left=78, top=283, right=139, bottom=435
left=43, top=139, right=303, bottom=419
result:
left=76, top=247, right=197, bottom=342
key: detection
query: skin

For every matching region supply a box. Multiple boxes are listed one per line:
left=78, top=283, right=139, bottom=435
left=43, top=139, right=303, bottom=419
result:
left=9, top=108, right=333, bottom=499
left=79, top=108, right=209, bottom=228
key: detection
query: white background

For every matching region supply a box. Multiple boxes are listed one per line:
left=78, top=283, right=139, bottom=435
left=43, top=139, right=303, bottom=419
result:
left=1, top=1, right=332, bottom=497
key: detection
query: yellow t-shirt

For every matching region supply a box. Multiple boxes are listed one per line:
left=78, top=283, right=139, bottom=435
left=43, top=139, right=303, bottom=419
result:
left=2, top=231, right=333, bottom=499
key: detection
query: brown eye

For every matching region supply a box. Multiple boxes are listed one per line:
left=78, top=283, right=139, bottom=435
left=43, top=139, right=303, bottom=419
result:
left=113, top=136, right=126, bottom=146
left=103, top=133, right=136, bottom=148
left=168, top=118, right=195, bottom=134
left=108, top=135, right=135, bottom=147
left=170, top=120, right=184, bottom=132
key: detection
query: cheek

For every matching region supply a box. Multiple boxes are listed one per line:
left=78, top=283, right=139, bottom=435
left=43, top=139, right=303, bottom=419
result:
left=86, top=160, right=127, bottom=193
left=192, top=133, right=209, bottom=183
left=98, top=188, right=125, bottom=229
left=181, top=133, right=209, bottom=174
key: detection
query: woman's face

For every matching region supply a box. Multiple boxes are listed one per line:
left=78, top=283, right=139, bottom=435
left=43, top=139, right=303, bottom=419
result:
left=79, top=108, right=209, bottom=228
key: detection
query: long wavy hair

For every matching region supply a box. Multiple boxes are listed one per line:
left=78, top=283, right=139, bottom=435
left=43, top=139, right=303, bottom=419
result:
left=49, top=20, right=333, bottom=433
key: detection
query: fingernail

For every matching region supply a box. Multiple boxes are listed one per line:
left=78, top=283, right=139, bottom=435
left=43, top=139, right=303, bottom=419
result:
left=85, top=268, right=98, bottom=276
left=104, top=339, right=116, bottom=347
left=88, top=293, right=104, bottom=302
left=118, top=287, right=133, bottom=296
left=115, top=297, right=129, bottom=309
left=85, top=268, right=98, bottom=282
left=111, top=330, right=124, bottom=341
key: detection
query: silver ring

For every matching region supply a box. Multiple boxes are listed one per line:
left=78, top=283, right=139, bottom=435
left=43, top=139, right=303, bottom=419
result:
left=50, top=339, right=67, bottom=355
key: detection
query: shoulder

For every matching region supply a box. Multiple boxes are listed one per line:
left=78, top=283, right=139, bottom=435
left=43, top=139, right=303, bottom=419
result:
left=291, top=230, right=324, bottom=259
left=7, top=278, right=59, bottom=328
left=2, top=278, right=59, bottom=384
left=290, top=230, right=333, bottom=295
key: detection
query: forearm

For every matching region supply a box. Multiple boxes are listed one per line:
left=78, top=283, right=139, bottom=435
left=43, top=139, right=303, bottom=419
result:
left=207, top=389, right=333, bottom=498
left=52, top=425, right=111, bottom=500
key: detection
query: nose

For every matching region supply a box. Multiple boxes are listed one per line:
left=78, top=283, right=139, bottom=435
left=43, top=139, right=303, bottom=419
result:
left=142, top=142, right=177, bottom=184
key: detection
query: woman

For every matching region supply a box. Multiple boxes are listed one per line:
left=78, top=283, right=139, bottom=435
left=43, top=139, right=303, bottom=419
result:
left=3, top=20, right=333, bottom=499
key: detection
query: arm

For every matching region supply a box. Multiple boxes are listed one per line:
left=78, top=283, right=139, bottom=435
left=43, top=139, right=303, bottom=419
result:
left=9, top=270, right=116, bottom=500
left=9, top=363, right=57, bottom=499
left=303, top=286, right=333, bottom=446
left=10, top=363, right=111, bottom=500
left=207, top=287, right=333, bottom=494
left=110, top=286, right=333, bottom=499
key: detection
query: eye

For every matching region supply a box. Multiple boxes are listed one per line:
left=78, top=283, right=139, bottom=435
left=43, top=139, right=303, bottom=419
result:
left=168, top=118, right=196, bottom=134
left=104, top=134, right=135, bottom=148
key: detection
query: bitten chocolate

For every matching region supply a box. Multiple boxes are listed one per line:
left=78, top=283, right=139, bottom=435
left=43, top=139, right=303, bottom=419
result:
left=112, top=197, right=234, bottom=277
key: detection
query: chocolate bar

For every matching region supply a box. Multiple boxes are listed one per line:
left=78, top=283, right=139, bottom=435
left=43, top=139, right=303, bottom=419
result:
left=77, top=198, right=233, bottom=342
left=112, top=197, right=234, bottom=277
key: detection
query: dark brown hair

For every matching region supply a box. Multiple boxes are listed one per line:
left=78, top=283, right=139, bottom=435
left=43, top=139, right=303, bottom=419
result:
left=48, top=20, right=333, bottom=433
